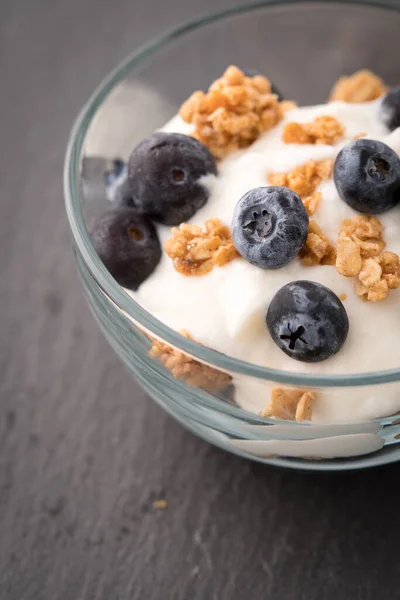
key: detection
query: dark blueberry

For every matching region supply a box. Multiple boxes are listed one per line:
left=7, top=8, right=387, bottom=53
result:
left=232, top=186, right=309, bottom=269
left=113, top=177, right=134, bottom=208
left=90, top=207, right=161, bottom=290
left=104, top=158, right=134, bottom=207
left=266, top=281, right=349, bottom=363
left=243, top=69, right=284, bottom=100
left=379, top=86, right=400, bottom=131
left=128, top=132, right=217, bottom=225
left=112, top=158, right=125, bottom=176
left=334, top=139, right=400, bottom=214
left=104, top=158, right=126, bottom=186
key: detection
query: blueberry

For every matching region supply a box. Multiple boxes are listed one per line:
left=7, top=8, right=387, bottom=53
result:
left=104, top=158, right=126, bottom=186
left=232, top=186, right=309, bottom=269
left=113, top=177, right=134, bottom=208
left=90, top=207, right=161, bottom=290
left=379, top=86, right=400, bottom=131
left=243, top=69, right=284, bottom=100
left=128, top=132, right=217, bottom=225
left=334, top=139, right=400, bottom=214
left=266, top=281, right=349, bottom=363
left=104, top=158, right=135, bottom=208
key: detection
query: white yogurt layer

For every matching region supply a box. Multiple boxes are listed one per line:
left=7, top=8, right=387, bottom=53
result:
left=129, top=100, right=400, bottom=423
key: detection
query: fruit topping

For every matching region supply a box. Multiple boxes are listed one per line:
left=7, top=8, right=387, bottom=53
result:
left=128, top=132, right=217, bottom=225
left=379, top=86, right=400, bottom=131
left=104, top=158, right=126, bottom=186
left=90, top=207, right=161, bottom=290
left=266, top=280, right=349, bottom=363
left=113, top=177, right=134, bottom=208
left=232, top=186, right=309, bottom=269
left=334, top=139, right=400, bottom=214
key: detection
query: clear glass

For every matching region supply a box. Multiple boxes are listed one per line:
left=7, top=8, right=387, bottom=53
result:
left=64, top=0, right=400, bottom=470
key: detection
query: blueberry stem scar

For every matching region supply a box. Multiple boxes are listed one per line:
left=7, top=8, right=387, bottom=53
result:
left=368, top=156, right=390, bottom=181
left=280, top=324, right=308, bottom=350
left=242, top=210, right=272, bottom=239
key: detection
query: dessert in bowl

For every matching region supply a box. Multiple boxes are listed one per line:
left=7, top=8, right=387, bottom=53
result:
left=65, top=1, right=400, bottom=469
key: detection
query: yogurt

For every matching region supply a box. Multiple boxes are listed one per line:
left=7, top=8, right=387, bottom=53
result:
left=128, top=100, right=400, bottom=423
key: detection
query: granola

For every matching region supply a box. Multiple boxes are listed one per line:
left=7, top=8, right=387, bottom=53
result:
left=152, top=500, right=168, bottom=510
left=282, top=115, right=345, bottom=145
left=379, top=251, right=400, bottom=288
left=336, top=216, right=400, bottom=301
left=329, top=69, right=387, bottom=103
left=357, top=278, right=388, bottom=302
left=268, top=159, right=333, bottom=215
left=303, top=192, right=322, bottom=217
left=278, top=100, right=298, bottom=119
left=299, top=220, right=336, bottom=266
left=261, top=388, right=315, bottom=422
left=338, top=215, right=385, bottom=258
left=179, top=65, right=283, bottom=159
left=164, top=217, right=239, bottom=276
left=358, top=257, right=382, bottom=288
left=336, top=237, right=363, bottom=277
left=149, top=330, right=232, bottom=392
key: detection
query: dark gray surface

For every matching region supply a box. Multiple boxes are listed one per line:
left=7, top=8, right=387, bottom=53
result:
left=1, top=1, right=400, bottom=598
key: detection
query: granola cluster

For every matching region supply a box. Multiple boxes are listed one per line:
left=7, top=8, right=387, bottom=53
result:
left=179, top=66, right=284, bottom=159
left=149, top=330, right=232, bottom=392
left=282, top=115, right=345, bottom=145
left=261, top=388, right=315, bottom=422
left=164, top=218, right=239, bottom=276
left=336, top=216, right=400, bottom=301
left=299, top=220, right=336, bottom=266
left=268, top=159, right=333, bottom=215
left=356, top=252, right=400, bottom=301
left=329, top=69, right=387, bottom=103
left=302, top=193, right=322, bottom=218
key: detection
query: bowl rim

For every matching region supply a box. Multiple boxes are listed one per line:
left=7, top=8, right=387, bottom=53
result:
left=64, top=0, right=400, bottom=388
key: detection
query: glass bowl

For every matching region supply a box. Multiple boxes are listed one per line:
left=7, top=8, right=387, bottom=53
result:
left=64, top=0, right=400, bottom=470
